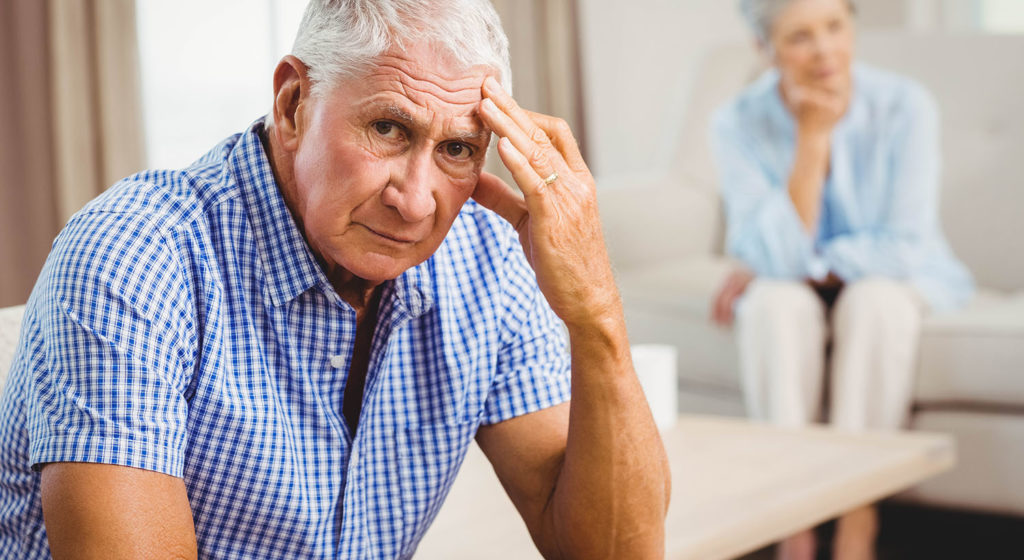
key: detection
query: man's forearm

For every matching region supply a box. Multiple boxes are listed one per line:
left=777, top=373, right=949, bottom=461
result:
left=550, top=311, right=671, bottom=559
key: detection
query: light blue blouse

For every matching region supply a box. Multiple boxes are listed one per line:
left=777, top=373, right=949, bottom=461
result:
left=711, top=63, right=974, bottom=311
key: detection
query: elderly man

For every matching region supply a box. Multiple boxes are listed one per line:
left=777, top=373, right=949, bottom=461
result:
left=0, top=1, right=669, bottom=558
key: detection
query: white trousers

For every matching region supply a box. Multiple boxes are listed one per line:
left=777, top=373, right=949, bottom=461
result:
left=735, top=278, right=925, bottom=431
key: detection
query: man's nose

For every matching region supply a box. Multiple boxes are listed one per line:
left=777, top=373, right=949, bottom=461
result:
left=381, top=148, right=438, bottom=223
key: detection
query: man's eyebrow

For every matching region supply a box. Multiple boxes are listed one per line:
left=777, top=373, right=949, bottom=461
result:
left=450, top=128, right=489, bottom=142
left=381, top=104, right=414, bottom=123
left=365, top=102, right=488, bottom=142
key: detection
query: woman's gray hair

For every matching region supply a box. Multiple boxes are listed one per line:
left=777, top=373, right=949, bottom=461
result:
left=291, top=0, right=512, bottom=97
left=739, top=0, right=855, bottom=43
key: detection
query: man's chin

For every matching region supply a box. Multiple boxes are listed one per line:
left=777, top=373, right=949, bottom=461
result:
left=336, top=250, right=429, bottom=284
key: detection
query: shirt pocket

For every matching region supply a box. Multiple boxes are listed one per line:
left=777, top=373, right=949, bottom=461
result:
left=396, top=417, right=480, bottom=558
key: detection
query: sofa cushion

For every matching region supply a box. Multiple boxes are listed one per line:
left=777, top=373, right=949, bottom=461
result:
left=915, top=290, right=1024, bottom=407
left=901, top=410, right=1024, bottom=516
left=617, top=256, right=742, bottom=390
left=616, top=258, right=1024, bottom=407
left=0, top=306, right=26, bottom=391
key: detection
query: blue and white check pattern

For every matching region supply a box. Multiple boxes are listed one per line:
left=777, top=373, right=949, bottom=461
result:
left=0, top=119, right=571, bottom=559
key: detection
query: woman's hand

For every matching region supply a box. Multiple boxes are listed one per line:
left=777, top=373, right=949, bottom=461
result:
left=783, top=77, right=849, bottom=137
left=473, top=77, right=619, bottom=331
left=711, top=267, right=756, bottom=327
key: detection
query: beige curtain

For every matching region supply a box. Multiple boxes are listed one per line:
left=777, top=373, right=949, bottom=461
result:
left=0, top=0, right=145, bottom=307
left=487, top=0, right=587, bottom=181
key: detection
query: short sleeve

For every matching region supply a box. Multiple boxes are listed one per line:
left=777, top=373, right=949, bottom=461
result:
left=481, top=244, right=571, bottom=426
left=25, top=210, right=196, bottom=476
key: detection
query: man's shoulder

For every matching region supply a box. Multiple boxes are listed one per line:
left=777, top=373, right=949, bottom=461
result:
left=40, top=133, right=254, bottom=312
left=79, top=133, right=245, bottom=230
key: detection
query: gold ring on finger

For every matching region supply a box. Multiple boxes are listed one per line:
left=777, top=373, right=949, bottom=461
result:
left=542, top=171, right=559, bottom=185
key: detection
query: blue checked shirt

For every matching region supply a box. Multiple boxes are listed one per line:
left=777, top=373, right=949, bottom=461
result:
left=0, top=119, right=571, bottom=559
left=711, top=63, right=973, bottom=311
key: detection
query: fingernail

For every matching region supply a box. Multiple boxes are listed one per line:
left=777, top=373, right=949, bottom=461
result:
left=481, top=97, right=497, bottom=112
left=484, top=76, right=501, bottom=92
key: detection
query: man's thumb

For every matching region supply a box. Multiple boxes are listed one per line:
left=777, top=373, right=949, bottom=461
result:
left=472, top=172, right=528, bottom=230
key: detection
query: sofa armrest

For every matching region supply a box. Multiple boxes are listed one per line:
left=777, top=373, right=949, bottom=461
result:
left=597, top=171, right=722, bottom=271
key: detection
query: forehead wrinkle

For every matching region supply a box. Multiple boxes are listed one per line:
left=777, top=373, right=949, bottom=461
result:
left=367, top=63, right=485, bottom=111
left=376, top=57, right=486, bottom=97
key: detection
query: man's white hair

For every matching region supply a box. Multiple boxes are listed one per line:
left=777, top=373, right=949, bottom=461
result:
left=739, top=0, right=856, bottom=43
left=291, top=0, right=512, bottom=96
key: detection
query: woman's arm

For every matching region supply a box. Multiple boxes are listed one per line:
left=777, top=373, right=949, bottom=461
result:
left=785, top=82, right=849, bottom=234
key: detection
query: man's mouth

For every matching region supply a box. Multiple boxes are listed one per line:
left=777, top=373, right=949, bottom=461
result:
left=362, top=224, right=418, bottom=244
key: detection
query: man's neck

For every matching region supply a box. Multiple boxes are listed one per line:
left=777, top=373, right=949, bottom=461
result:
left=259, top=120, right=383, bottom=314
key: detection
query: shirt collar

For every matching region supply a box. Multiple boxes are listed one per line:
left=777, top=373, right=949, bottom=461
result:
left=232, top=118, right=436, bottom=317
left=233, top=118, right=324, bottom=307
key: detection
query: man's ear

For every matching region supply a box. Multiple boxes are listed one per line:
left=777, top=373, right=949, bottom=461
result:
left=272, top=55, right=311, bottom=152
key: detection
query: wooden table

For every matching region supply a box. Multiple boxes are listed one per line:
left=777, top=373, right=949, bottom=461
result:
left=414, top=414, right=955, bottom=560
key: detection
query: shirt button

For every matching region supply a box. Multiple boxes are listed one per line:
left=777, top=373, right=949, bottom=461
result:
left=330, top=355, right=346, bottom=369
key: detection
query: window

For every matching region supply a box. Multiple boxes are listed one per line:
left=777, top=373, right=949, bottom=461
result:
left=978, top=0, right=1024, bottom=32
left=136, top=0, right=307, bottom=169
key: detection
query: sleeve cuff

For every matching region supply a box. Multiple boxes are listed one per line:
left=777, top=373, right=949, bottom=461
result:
left=806, top=254, right=830, bottom=281
left=29, top=433, right=185, bottom=477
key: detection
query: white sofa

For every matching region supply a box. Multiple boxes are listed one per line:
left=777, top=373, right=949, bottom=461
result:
left=598, top=33, right=1024, bottom=516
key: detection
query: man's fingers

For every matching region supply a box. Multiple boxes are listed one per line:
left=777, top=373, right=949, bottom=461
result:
left=480, top=98, right=562, bottom=182
left=472, top=172, right=528, bottom=230
left=524, top=110, right=587, bottom=174
left=482, top=77, right=546, bottom=144
left=495, top=137, right=550, bottom=197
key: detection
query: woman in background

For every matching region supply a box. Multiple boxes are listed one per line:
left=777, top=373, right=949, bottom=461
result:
left=710, top=0, right=973, bottom=558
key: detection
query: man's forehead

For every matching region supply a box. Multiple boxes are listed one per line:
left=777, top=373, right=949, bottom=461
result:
left=361, top=62, right=490, bottom=105
left=358, top=42, right=497, bottom=102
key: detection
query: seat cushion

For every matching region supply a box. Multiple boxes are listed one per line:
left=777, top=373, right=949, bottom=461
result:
left=0, top=305, right=26, bottom=390
left=617, top=256, right=742, bottom=389
left=900, top=410, right=1024, bottom=516
left=915, top=290, right=1024, bottom=407
left=617, top=258, right=1024, bottom=407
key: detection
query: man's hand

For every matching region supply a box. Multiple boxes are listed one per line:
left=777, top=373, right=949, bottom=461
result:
left=472, top=77, right=618, bottom=331
left=472, top=76, right=670, bottom=559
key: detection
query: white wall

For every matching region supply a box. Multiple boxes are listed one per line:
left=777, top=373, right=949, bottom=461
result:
left=578, top=1, right=748, bottom=178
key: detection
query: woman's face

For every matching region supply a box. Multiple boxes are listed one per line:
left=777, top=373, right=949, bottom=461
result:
left=768, top=0, right=855, bottom=93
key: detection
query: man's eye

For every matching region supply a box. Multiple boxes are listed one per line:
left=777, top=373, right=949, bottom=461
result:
left=442, top=142, right=474, bottom=160
left=372, top=121, right=402, bottom=139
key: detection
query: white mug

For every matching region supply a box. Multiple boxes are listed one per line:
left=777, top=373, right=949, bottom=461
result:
left=631, top=344, right=679, bottom=430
